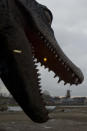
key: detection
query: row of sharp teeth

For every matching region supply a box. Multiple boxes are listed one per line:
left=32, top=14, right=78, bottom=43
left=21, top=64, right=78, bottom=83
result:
left=37, top=32, right=79, bottom=85
left=32, top=56, right=41, bottom=86
left=33, top=59, right=48, bottom=110
left=38, top=32, right=71, bottom=69
left=33, top=57, right=79, bottom=86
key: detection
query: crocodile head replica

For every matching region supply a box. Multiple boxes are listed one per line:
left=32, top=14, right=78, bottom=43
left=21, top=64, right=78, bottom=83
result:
left=0, top=0, right=84, bottom=123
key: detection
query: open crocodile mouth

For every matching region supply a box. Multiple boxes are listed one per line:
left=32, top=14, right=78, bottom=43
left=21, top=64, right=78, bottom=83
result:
left=25, top=26, right=83, bottom=85
left=23, top=23, right=84, bottom=122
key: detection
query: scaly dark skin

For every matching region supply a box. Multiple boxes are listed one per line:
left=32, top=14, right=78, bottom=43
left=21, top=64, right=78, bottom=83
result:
left=0, top=0, right=84, bottom=123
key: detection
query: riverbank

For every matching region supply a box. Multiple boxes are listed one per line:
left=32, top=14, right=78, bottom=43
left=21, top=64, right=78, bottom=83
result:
left=0, top=107, right=87, bottom=131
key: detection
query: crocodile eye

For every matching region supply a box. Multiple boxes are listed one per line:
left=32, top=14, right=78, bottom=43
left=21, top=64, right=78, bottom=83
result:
left=44, top=9, right=53, bottom=25
left=43, top=57, right=47, bottom=62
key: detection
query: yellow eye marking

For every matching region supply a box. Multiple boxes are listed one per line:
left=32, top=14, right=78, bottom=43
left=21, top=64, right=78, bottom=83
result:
left=13, top=50, right=22, bottom=54
left=43, top=58, right=47, bottom=62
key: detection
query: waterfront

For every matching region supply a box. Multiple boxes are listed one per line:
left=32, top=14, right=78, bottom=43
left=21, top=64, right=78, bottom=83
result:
left=0, top=106, right=87, bottom=131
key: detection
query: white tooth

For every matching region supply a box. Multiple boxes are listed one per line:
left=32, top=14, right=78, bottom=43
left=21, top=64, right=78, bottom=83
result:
left=44, top=39, right=47, bottom=43
left=47, top=43, right=49, bottom=46
left=51, top=48, right=53, bottom=52
left=53, top=51, right=56, bottom=54
left=33, top=59, right=37, bottom=62
left=64, top=82, right=67, bottom=85
left=72, top=73, right=75, bottom=77
left=55, top=55, right=58, bottom=58
left=58, top=78, right=61, bottom=83
left=59, top=58, right=61, bottom=61
left=75, top=78, right=79, bottom=83
left=67, top=68, right=70, bottom=71
left=32, top=56, right=34, bottom=58
left=62, top=62, right=64, bottom=65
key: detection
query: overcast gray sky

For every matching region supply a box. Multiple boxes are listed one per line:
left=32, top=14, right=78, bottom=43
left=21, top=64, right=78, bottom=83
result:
left=0, top=0, right=87, bottom=97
